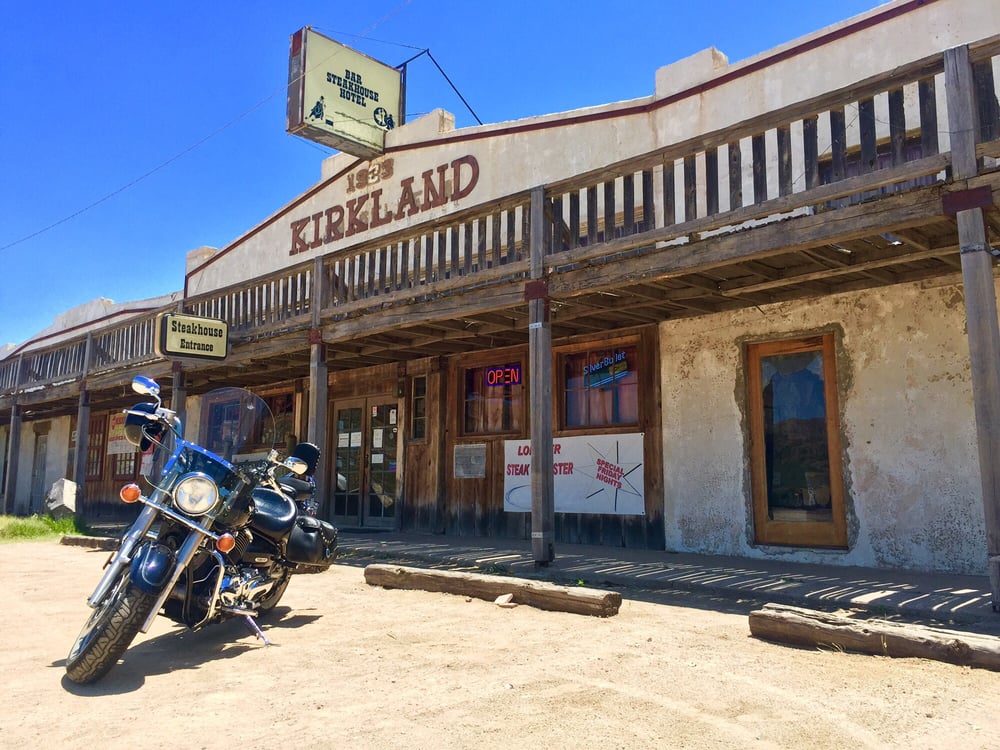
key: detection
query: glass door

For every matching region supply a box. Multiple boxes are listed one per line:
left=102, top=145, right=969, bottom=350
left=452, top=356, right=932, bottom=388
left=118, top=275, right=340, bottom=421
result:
left=330, top=397, right=399, bottom=528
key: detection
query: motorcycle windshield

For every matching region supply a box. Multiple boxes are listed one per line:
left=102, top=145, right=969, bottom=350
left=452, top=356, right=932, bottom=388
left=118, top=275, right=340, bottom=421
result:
left=195, top=388, right=277, bottom=464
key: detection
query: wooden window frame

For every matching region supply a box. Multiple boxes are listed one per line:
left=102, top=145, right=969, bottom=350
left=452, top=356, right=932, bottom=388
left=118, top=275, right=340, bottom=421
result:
left=458, top=352, right=526, bottom=438
left=747, top=334, right=848, bottom=549
left=410, top=376, right=428, bottom=441
left=555, top=334, right=641, bottom=434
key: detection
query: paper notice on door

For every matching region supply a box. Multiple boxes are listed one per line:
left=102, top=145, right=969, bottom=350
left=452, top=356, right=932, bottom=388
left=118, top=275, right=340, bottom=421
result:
left=373, top=428, right=384, bottom=449
left=350, top=431, right=362, bottom=448
left=372, top=453, right=384, bottom=464
left=338, top=433, right=349, bottom=448
left=389, top=409, right=397, bottom=425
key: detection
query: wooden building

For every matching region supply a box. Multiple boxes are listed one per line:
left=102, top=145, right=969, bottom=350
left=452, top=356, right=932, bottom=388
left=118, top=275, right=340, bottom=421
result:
left=3, top=0, right=1000, bottom=592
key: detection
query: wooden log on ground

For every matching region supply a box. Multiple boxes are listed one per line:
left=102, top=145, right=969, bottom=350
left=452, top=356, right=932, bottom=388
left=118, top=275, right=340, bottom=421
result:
left=364, top=563, right=622, bottom=617
left=749, top=603, right=1000, bottom=670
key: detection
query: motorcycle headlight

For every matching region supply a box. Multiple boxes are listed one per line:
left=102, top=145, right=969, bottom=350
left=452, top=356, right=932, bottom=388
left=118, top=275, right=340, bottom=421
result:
left=173, top=472, right=219, bottom=516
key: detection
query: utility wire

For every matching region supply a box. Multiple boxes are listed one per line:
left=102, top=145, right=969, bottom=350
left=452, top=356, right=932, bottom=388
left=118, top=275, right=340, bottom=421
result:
left=0, top=0, right=414, bottom=253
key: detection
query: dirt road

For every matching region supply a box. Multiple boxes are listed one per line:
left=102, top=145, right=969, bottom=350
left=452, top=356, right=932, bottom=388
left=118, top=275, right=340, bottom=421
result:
left=2, top=541, right=997, bottom=749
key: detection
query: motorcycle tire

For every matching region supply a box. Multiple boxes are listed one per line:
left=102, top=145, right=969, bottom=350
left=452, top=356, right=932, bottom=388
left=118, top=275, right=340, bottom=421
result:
left=65, top=570, right=158, bottom=684
left=255, top=569, right=291, bottom=616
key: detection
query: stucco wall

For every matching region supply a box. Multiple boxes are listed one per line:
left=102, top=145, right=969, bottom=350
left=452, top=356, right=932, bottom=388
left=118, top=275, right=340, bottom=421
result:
left=12, top=416, right=72, bottom=514
left=660, top=275, right=989, bottom=575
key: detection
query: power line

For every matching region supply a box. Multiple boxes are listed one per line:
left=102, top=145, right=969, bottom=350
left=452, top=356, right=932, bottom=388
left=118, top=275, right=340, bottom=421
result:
left=1, top=0, right=414, bottom=253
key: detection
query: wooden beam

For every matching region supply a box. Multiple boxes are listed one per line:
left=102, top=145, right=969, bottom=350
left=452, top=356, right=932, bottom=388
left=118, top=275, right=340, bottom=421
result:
left=364, top=564, right=622, bottom=617
left=946, top=45, right=1000, bottom=611
left=749, top=603, right=1000, bottom=670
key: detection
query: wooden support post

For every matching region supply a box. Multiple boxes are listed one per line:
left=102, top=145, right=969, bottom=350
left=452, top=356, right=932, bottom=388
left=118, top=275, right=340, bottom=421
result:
left=171, top=362, right=186, bottom=428
left=3, top=403, right=21, bottom=515
left=72, top=389, right=90, bottom=507
left=308, top=257, right=329, bottom=510
left=2, top=355, right=24, bottom=515
left=945, top=45, right=1000, bottom=610
left=529, top=186, right=554, bottom=564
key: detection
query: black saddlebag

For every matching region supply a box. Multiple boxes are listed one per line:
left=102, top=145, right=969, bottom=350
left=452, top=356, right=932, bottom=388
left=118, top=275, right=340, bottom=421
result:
left=286, top=516, right=338, bottom=571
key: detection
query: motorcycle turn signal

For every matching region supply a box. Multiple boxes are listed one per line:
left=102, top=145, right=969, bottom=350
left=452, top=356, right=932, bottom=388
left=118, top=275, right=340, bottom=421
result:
left=120, top=484, right=141, bottom=503
left=216, top=534, right=236, bottom=554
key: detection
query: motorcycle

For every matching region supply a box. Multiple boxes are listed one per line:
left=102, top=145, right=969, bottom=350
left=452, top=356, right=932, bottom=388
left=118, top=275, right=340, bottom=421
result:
left=65, top=375, right=338, bottom=684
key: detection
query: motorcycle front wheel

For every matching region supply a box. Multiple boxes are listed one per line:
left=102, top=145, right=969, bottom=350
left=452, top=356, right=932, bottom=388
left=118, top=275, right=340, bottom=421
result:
left=65, top=569, right=157, bottom=684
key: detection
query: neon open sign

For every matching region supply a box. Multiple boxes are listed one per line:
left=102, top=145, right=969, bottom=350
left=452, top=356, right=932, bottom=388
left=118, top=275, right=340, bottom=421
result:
left=485, top=364, right=522, bottom=387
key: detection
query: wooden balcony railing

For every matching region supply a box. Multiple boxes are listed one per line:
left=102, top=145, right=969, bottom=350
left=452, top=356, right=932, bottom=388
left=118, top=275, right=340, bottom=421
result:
left=1, top=36, right=998, bottom=401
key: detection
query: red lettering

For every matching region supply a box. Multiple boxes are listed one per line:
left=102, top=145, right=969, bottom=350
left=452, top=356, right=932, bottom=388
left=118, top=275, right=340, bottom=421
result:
left=394, top=176, right=420, bottom=219
left=369, top=188, right=393, bottom=229
left=290, top=217, right=310, bottom=255
left=517, top=445, right=530, bottom=456
left=345, top=194, right=370, bottom=236
left=450, top=155, right=479, bottom=201
left=421, top=165, right=448, bottom=210
left=323, top=206, right=344, bottom=243
left=309, top=212, right=324, bottom=249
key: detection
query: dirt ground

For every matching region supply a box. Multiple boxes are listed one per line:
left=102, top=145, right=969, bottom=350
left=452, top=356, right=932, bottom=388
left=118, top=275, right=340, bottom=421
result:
left=2, top=541, right=998, bottom=749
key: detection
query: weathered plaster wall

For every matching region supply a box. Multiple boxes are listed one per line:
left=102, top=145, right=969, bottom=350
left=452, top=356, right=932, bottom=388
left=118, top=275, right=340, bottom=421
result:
left=12, top=416, right=71, bottom=514
left=660, top=275, right=989, bottom=575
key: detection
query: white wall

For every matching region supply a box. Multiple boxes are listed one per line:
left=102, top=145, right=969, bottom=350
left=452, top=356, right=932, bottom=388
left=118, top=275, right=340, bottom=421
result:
left=12, top=416, right=72, bottom=514
left=660, top=275, right=988, bottom=575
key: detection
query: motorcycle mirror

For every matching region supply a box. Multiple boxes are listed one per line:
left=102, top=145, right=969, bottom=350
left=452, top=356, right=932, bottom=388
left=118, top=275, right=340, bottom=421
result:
left=132, top=376, right=161, bottom=397
left=284, top=457, right=309, bottom=476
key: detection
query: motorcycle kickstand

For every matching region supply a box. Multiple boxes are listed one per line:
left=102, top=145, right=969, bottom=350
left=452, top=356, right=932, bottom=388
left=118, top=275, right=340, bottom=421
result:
left=243, top=615, right=271, bottom=646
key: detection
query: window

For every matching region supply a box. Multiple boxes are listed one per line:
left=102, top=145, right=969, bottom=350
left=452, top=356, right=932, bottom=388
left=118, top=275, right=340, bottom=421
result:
left=411, top=376, right=427, bottom=440
left=111, top=452, right=137, bottom=481
left=463, top=362, right=523, bottom=434
left=747, top=334, right=847, bottom=548
left=561, top=345, right=639, bottom=429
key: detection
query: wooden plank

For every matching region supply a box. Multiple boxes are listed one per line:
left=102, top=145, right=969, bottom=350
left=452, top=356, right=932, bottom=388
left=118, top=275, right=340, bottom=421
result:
left=683, top=155, right=697, bottom=221
left=830, top=107, right=847, bottom=182
left=662, top=158, right=676, bottom=226
left=888, top=87, right=906, bottom=167
left=705, top=147, right=719, bottom=215
left=568, top=191, right=580, bottom=249
left=919, top=77, right=939, bottom=156
left=603, top=180, right=616, bottom=241
left=973, top=59, right=1000, bottom=143
left=364, top=564, right=622, bottom=617
left=586, top=185, right=598, bottom=245
left=859, top=97, right=877, bottom=174
left=728, top=140, right=743, bottom=211
left=751, top=133, right=767, bottom=203
left=749, top=603, right=1000, bottom=670
left=623, top=173, right=635, bottom=233
left=641, top=169, right=655, bottom=232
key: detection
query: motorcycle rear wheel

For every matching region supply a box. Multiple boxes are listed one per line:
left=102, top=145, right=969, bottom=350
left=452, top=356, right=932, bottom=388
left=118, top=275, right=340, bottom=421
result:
left=256, top=568, right=291, bottom=615
left=65, top=570, right=158, bottom=684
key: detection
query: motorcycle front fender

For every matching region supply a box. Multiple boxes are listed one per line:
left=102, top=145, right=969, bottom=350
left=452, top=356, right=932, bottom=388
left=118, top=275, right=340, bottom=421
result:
left=129, top=542, right=177, bottom=594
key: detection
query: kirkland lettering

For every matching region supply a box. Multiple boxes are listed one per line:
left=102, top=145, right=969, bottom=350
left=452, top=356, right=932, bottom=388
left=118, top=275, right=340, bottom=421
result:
left=289, top=155, right=481, bottom=255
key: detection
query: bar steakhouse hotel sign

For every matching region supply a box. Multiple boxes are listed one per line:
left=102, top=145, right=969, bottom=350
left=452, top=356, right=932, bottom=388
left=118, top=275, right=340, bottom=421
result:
left=503, top=433, right=645, bottom=515
left=286, top=27, right=403, bottom=158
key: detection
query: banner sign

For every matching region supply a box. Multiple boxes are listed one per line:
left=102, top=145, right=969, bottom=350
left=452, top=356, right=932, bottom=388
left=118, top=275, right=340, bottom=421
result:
left=106, top=412, right=132, bottom=455
left=155, top=313, right=229, bottom=361
left=503, top=432, right=645, bottom=515
left=286, top=27, right=403, bottom=159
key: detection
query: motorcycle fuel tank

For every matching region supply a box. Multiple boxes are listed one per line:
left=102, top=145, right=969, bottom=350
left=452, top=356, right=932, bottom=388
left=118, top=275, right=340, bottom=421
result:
left=248, top=487, right=297, bottom=542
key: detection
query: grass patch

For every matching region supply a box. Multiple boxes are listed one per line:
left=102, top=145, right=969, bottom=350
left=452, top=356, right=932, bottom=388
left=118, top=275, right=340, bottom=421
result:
left=0, top=514, right=84, bottom=542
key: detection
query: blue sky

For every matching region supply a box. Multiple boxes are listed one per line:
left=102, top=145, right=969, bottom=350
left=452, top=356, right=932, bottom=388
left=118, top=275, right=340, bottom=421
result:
left=0, top=0, right=885, bottom=348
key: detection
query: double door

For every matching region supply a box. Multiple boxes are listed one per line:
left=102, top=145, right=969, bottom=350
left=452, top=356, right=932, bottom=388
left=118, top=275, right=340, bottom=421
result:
left=329, top=397, right=399, bottom=528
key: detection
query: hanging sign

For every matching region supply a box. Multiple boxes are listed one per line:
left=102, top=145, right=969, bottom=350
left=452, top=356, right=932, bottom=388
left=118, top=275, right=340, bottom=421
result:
left=503, top=432, right=645, bottom=515
left=155, top=313, right=229, bottom=361
left=286, top=27, right=403, bottom=159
